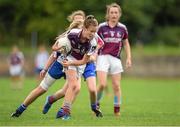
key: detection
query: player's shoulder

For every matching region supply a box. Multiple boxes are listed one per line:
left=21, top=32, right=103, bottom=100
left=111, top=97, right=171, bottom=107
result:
left=117, top=22, right=127, bottom=30
left=68, top=28, right=81, bottom=39
left=98, top=22, right=108, bottom=28
left=68, top=28, right=81, bottom=35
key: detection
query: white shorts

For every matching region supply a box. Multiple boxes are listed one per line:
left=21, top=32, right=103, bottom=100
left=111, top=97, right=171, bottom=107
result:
left=66, top=55, right=86, bottom=78
left=96, top=55, right=123, bottom=74
left=9, top=65, right=23, bottom=76
left=40, top=73, right=56, bottom=91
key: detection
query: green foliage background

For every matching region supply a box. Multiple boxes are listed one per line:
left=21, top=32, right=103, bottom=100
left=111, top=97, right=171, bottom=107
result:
left=0, top=0, right=180, bottom=46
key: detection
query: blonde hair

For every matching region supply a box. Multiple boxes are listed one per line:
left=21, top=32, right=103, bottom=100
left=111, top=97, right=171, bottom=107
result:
left=56, top=20, right=83, bottom=40
left=55, top=11, right=85, bottom=40
left=67, top=10, right=85, bottom=22
left=67, top=20, right=83, bottom=30
left=105, top=3, right=122, bottom=21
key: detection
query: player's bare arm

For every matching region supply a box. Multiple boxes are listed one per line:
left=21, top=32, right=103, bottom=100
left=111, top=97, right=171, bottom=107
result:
left=123, top=38, right=132, bottom=69
left=40, top=53, right=57, bottom=78
left=62, top=54, right=90, bottom=67
left=52, top=41, right=59, bottom=51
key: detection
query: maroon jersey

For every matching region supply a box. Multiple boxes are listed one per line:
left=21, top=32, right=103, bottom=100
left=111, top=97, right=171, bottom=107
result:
left=9, top=52, right=24, bottom=65
left=67, top=29, right=97, bottom=60
left=97, top=22, right=128, bottom=58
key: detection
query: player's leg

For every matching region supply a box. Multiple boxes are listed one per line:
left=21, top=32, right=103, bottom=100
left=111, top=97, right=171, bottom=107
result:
left=56, top=69, right=81, bottom=119
left=53, top=81, right=68, bottom=100
left=17, top=75, right=23, bottom=89
left=56, top=57, right=85, bottom=119
left=23, top=86, right=46, bottom=106
left=11, top=75, right=18, bottom=89
left=42, top=61, right=66, bottom=114
left=111, top=73, right=121, bottom=116
left=104, top=84, right=111, bottom=97
left=83, top=62, right=103, bottom=117
left=96, top=71, right=108, bottom=106
left=42, top=81, right=68, bottom=114
left=11, top=73, right=56, bottom=117
left=96, top=55, right=109, bottom=107
left=9, top=65, right=23, bottom=89
left=86, top=76, right=103, bottom=117
left=109, top=55, right=123, bottom=116
left=17, top=68, right=25, bottom=89
left=86, top=76, right=96, bottom=105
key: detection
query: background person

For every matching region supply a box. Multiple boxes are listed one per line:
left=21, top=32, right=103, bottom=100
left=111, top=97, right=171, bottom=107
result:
left=34, top=44, right=49, bottom=82
left=7, top=45, right=25, bottom=90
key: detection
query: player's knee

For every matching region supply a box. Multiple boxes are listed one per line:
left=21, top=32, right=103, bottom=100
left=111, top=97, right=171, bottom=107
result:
left=75, top=88, right=80, bottom=95
left=39, top=81, right=48, bottom=91
left=88, top=87, right=96, bottom=93
left=35, top=86, right=46, bottom=95
left=40, top=74, right=55, bottom=91
left=37, top=85, right=46, bottom=91
left=74, top=84, right=81, bottom=95
left=89, top=90, right=96, bottom=96
left=113, top=85, right=120, bottom=92
left=61, top=89, right=66, bottom=95
left=99, top=84, right=106, bottom=90
left=75, top=85, right=81, bottom=93
left=39, top=79, right=52, bottom=91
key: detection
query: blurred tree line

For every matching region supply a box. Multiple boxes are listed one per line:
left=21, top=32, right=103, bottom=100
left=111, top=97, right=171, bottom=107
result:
left=0, top=0, right=179, bottom=47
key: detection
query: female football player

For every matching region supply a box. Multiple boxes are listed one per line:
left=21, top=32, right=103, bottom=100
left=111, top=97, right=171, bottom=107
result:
left=54, top=15, right=99, bottom=120
left=42, top=12, right=104, bottom=118
left=96, top=3, right=132, bottom=116
left=11, top=11, right=85, bottom=118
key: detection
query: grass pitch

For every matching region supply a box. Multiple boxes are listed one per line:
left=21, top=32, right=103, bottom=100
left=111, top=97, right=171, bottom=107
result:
left=0, top=77, right=180, bottom=126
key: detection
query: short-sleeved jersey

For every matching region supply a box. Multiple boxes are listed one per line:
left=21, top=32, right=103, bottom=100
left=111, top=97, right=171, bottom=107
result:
left=67, top=29, right=97, bottom=60
left=97, top=22, right=128, bottom=58
left=9, top=52, right=24, bottom=65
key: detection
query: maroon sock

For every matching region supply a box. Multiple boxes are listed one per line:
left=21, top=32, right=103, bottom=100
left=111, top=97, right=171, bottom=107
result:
left=48, top=96, right=55, bottom=104
left=63, top=103, right=71, bottom=115
left=114, top=106, right=120, bottom=113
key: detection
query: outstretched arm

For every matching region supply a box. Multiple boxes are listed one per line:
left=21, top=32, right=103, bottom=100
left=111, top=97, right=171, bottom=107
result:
left=123, top=39, right=132, bottom=69
left=39, top=52, right=57, bottom=78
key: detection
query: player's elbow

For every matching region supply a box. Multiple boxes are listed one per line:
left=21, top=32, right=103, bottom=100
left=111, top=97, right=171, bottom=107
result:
left=52, top=45, right=57, bottom=51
